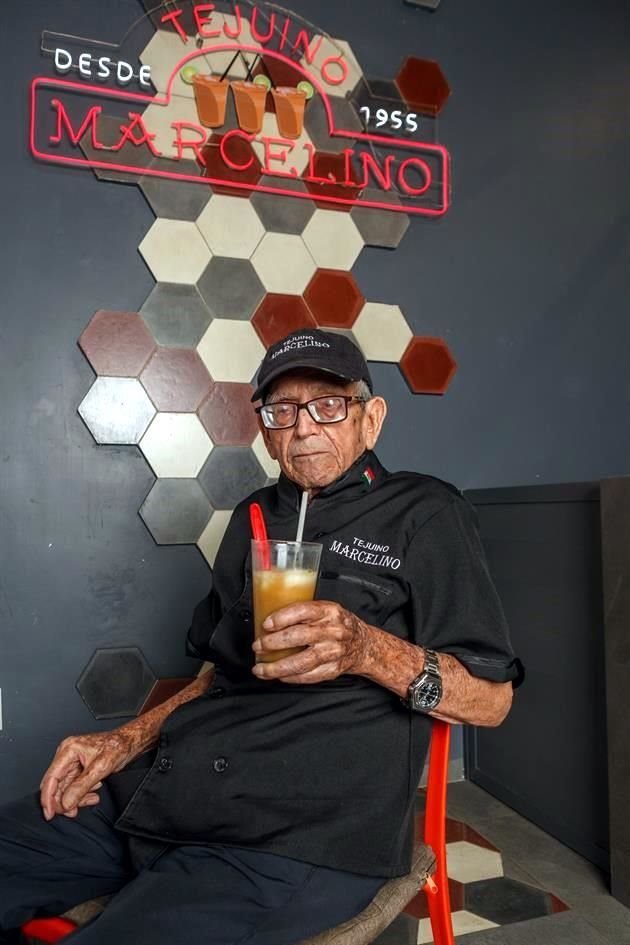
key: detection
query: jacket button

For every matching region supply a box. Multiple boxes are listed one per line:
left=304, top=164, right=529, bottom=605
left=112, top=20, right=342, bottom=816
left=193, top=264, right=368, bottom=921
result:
left=158, top=756, right=173, bottom=772
left=212, top=756, right=229, bottom=773
left=209, top=686, right=225, bottom=698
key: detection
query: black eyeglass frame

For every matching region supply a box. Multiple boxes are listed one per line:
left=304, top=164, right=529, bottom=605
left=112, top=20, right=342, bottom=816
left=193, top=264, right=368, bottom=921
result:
left=255, top=395, right=369, bottom=430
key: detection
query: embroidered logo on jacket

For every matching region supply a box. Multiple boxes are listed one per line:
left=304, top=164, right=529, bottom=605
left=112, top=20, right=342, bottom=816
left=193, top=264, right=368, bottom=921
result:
left=329, top=536, right=401, bottom=570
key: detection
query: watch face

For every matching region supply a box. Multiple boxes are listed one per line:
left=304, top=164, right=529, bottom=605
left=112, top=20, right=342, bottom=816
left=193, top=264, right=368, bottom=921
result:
left=413, top=678, right=442, bottom=711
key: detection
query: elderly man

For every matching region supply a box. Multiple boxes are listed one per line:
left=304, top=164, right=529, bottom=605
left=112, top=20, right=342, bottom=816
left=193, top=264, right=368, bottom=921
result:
left=0, top=329, right=520, bottom=945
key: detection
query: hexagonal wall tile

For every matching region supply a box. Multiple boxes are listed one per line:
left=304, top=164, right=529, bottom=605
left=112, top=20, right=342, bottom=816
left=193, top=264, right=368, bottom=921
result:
left=196, top=195, right=265, bottom=258
left=196, top=257, right=266, bottom=319
left=139, top=218, right=212, bottom=285
left=140, top=413, right=212, bottom=477
left=197, top=319, right=265, bottom=382
left=304, top=96, right=363, bottom=154
left=395, top=57, right=451, bottom=116
left=463, top=877, right=562, bottom=926
left=352, top=302, right=412, bottom=362
left=252, top=293, right=316, bottom=347
left=197, top=14, right=257, bottom=80
left=300, top=36, right=363, bottom=99
left=399, top=337, right=457, bottom=394
left=302, top=151, right=362, bottom=211
left=140, top=348, right=213, bottom=412
left=139, top=478, right=213, bottom=544
left=201, top=133, right=263, bottom=197
left=301, top=209, right=364, bottom=270
left=251, top=432, right=280, bottom=481
left=140, top=159, right=211, bottom=222
left=198, top=382, right=258, bottom=446
left=79, top=311, right=156, bottom=377
left=250, top=176, right=315, bottom=235
left=350, top=77, right=405, bottom=132
left=141, top=96, right=201, bottom=160
left=446, top=841, right=504, bottom=884
left=198, top=446, right=267, bottom=509
left=79, top=377, right=156, bottom=445
left=198, top=509, right=233, bottom=567
left=76, top=647, right=156, bottom=720
left=350, top=188, right=410, bottom=249
left=251, top=233, right=316, bottom=294
left=140, top=283, right=213, bottom=348
left=304, top=269, right=364, bottom=328
left=251, top=113, right=313, bottom=178
left=140, top=29, right=212, bottom=99
left=79, top=114, right=154, bottom=184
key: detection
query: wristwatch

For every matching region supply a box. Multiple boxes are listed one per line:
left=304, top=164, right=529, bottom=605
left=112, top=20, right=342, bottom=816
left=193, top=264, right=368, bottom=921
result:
left=403, top=649, right=443, bottom=712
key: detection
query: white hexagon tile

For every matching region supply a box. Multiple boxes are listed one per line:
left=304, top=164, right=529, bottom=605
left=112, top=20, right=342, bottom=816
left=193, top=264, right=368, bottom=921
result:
left=140, top=413, right=213, bottom=478
left=251, top=233, right=316, bottom=294
left=196, top=195, right=265, bottom=258
left=197, top=319, right=265, bottom=382
left=301, top=209, right=365, bottom=270
left=352, top=302, right=413, bottom=362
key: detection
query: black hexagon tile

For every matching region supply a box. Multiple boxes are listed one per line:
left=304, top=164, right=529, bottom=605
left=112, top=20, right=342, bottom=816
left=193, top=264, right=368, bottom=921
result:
left=140, top=478, right=213, bottom=545
left=250, top=177, right=316, bottom=235
left=79, top=114, right=154, bottom=184
left=140, top=159, right=212, bottom=221
left=464, top=877, right=562, bottom=926
left=305, top=96, right=364, bottom=154
left=350, top=187, right=410, bottom=249
left=76, top=647, right=156, bottom=719
left=140, top=283, right=213, bottom=348
left=196, top=257, right=266, bottom=320
left=198, top=446, right=267, bottom=510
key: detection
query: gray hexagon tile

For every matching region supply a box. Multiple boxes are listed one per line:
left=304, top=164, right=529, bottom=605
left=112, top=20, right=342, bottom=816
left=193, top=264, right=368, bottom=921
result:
left=140, top=159, right=212, bottom=221
left=250, top=176, right=316, bottom=235
left=140, top=478, right=213, bottom=545
left=79, top=377, right=156, bottom=445
left=251, top=233, right=316, bottom=294
left=140, top=413, right=213, bottom=478
left=140, top=347, right=213, bottom=412
left=305, top=96, right=364, bottom=154
left=196, top=257, right=266, bottom=319
left=140, top=283, right=213, bottom=348
left=197, top=319, right=265, bottom=383
left=79, top=114, right=154, bottom=184
left=198, top=446, right=267, bottom=510
left=196, top=195, right=265, bottom=259
left=76, top=647, right=156, bottom=720
left=350, top=187, right=410, bottom=249
left=139, top=218, right=212, bottom=285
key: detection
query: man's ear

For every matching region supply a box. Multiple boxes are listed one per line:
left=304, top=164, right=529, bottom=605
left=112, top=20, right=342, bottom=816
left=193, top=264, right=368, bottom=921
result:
left=363, top=397, right=387, bottom=450
left=258, top=416, right=278, bottom=460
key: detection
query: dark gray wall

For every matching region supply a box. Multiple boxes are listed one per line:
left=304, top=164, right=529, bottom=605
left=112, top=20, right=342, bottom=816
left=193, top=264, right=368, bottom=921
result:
left=2, top=0, right=630, bottom=803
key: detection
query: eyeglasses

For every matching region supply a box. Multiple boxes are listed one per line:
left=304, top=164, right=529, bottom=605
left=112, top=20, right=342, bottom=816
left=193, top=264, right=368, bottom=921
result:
left=256, top=395, right=368, bottom=430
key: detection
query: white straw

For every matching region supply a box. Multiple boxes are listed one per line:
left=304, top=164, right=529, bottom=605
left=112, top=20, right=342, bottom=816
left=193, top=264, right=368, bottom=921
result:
left=295, top=490, right=308, bottom=544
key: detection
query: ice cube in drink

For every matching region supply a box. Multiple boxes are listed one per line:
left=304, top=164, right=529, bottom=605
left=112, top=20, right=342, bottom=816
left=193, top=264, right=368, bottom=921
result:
left=253, top=567, right=318, bottom=663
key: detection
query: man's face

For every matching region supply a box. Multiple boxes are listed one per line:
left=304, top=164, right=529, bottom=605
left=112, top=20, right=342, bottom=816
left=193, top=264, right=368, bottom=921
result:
left=259, top=370, right=387, bottom=493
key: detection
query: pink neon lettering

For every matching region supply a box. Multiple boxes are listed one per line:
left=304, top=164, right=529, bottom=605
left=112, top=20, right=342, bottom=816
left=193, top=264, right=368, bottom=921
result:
left=49, top=100, right=104, bottom=148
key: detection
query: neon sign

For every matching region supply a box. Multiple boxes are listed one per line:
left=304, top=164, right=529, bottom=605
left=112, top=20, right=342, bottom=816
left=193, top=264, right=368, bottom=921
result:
left=31, top=3, right=451, bottom=217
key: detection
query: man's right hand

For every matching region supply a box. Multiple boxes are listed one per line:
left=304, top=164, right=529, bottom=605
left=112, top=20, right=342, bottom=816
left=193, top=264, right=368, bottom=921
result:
left=40, top=729, right=138, bottom=821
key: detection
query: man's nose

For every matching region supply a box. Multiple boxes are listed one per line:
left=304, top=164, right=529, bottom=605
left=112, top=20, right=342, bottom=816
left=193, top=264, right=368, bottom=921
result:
left=293, top=405, right=320, bottom=437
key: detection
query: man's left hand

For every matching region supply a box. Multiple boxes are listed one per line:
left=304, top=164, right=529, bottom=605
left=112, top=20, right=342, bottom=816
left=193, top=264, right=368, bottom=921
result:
left=252, top=600, right=369, bottom=683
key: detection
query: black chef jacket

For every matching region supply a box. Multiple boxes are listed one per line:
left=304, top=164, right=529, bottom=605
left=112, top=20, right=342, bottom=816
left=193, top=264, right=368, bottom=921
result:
left=114, top=451, right=521, bottom=878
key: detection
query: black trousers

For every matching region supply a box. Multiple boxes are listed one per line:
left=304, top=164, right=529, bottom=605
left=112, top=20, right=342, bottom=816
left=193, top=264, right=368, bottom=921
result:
left=0, top=785, right=384, bottom=945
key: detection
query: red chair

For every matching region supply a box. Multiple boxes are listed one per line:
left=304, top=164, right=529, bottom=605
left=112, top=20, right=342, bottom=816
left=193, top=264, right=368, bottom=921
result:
left=22, top=720, right=455, bottom=945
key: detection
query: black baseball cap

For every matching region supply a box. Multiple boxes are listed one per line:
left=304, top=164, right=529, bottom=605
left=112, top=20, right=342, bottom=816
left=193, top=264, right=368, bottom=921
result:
left=251, top=329, right=373, bottom=402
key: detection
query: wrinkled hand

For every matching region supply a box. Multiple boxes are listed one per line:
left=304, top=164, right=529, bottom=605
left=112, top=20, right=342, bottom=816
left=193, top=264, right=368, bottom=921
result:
left=252, top=600, right=370, bottom=684
left=40, top=729, right=138, bottom=821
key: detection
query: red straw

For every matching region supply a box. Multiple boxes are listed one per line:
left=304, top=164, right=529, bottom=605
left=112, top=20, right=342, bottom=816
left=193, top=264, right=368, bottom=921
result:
left=249, top=502, right=270, bottom=568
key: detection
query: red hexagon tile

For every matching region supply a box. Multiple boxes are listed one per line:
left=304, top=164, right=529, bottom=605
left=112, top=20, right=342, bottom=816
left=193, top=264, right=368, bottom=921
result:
left=399, top=337, right=457, bottom=394
left=198, top=382, right=259, bottom=446
left=140, top=348, right=213, bottom=412
left=252, top=293, right=317, bottom=347
left=79, top=311, right=156, bottom=377
left=200, top=133, right=263, bottom=198
left=302, top=152, right=362, bottom=211
left=304, top=269, right=364, bottom=328
left=395, top=57, right=451, bottom=116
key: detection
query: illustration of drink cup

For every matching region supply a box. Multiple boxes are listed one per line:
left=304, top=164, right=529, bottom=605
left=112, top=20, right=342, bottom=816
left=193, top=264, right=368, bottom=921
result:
left=231, top=80, right=268, bottom=134
left=192, top=75, right=229, bottom=128
left=251, top=540, right=322, bottom=663
left=271, top=86, right=307, bottom=139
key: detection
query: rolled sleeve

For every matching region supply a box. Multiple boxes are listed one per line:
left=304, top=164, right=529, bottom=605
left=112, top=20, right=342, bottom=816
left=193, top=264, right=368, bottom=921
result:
left=410, top=497, right=524, bottom=687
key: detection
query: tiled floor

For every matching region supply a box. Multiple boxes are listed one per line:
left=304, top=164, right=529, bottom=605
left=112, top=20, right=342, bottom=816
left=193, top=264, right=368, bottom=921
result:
left=376, top=781, right=630, bottom=945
